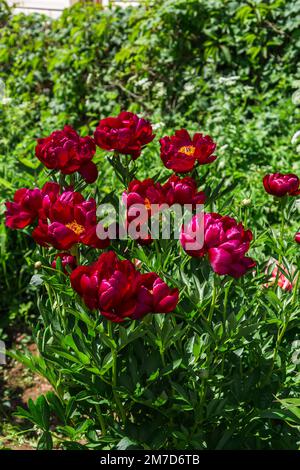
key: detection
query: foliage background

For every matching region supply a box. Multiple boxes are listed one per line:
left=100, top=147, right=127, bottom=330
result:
left=0, top=0, right=300, bottom=450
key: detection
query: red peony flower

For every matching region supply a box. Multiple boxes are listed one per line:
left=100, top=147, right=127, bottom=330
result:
left=161, top=175, right=206, bottom=206
left=32, top=190, right=109, bottom=250
left=36, top=125, right=97, bottom=183
left=122, top=178, right=165, bottom=244
left=94, top=111, right=155, bottom=159
left=160, top=129, right=217, bottom=173
left=135, top=272, right=179, bottom=319
left=122, top=176, right=206, bottom=245
left=180, top=212, right=255, bottom=278
left=70, top=251, right=179, bottom=322
left=51, top=253, right=77, bottom=273
left=295, top=232, right=300, bottom=244
left=5, top=182, right=60, bottom=229
left=263, top=173, right=300, bottom=197
left=123, top=178, right=164, bottom=220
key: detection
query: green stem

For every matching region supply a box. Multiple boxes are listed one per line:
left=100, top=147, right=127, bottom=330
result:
left=205, top=279, right=222, bottom=426
left=292, top=269, right=300, bottom=304
left=107, top=322, right=116, bottom=386
left=107, top=321, right=126, bottom=424
left=160, top=347, right=166, bottom=367
left=154, top=239, right=161, bottom=261
left=207, top=277, right=217, bottom=324
left=223, top=281, right=231, bottom=331
left=278, top=198, right=286, bottom=266
left=70, top=174, right=75, bottom=188
left=243, top=206, right=248, bottom=228
left=95, top=404, right=106, bottom=436
left=91, top=373, right=107, bottom=436
left=274, top=197, right=287, bottom=289
left=266, top=319, right=289, bottom=384
left=109, top=152, right=134, bottom=187
left=45, top=283, right=54, bottom=310
left=59, top=173, right=66, bottom=190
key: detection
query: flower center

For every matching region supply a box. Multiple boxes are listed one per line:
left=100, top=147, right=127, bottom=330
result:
left=66, top=220, right=85, bottom=235
left=144, top=197, right=151, bottom=210
left=178, top=145, right=195, bottom=157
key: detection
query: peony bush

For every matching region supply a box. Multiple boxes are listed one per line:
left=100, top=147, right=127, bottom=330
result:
left=4, top=111, right=300, bottom=450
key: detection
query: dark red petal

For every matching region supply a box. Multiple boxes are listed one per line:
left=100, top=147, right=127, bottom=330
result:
left=79, top=161, right=98, bottom=184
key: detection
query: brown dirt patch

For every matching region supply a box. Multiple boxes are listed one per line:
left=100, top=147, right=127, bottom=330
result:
left=0, top=336, right=53, bottom=450
left=5, top=340, right=53, bottom=404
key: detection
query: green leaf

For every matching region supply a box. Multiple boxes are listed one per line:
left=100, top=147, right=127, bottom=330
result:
left=37, top=431, right=53, bottom=450
left=117, top=437, right=137, bottom=450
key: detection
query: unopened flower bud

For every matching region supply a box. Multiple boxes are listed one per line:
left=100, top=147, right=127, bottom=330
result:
left=241, top=198, right=251, bottom=206
left=34, top=261, right=42, bottom=270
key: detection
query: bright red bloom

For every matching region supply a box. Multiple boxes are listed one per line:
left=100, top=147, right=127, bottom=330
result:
left=5, top=182, right=60, bottom=229
left=160, top=129, right=217, bottom=173
left=123, top=175, right=205, bottom=215
left=136, top=272, right=179, bottom=318
left=94, top=111, right=155, bottom=159
left=70, top=251, right=179, bottom=322
left=122, top=176, right=205, bottom=245
left=5, top=188, right=43, bottom=229
left=32, top=190, right=109, bottom=250
left=295, top=232, right=300, bottom=244
left=51, top=253, right=77, bottom=273
left=161, top=175, right=206, bottom=206
left=123, top=178, right=163, bottom=220
left=122, top=178, right=165, bottom=244
left=36, top=126, right=97, bottom=183
left=180, top=212, right=255, bottom=278
left=263, top=173, right=300, bottom=197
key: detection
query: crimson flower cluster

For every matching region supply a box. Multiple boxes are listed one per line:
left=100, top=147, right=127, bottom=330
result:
left=180, top=213, right=255, bottom=278
left=32, top=189, right=109, bottom=251
left=122, top=175, right=206, bottom=244
left=5, top=182, right=109, bottom=251
left=70, top=251, right=179, bottom=322
left=5, top=110, right=259, bottom=322
left=5, top=182, right=60, bottom=229
left=36, top=126, right=98, bottom=183
left=123, top=175, right=206, bottom=212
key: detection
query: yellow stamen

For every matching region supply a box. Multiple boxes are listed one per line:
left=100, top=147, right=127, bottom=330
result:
left=66, top=220, right=85, bottom=235
left=144, top=197, right=151, bottom=210
left=178, top=145, right=196, bottom=157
